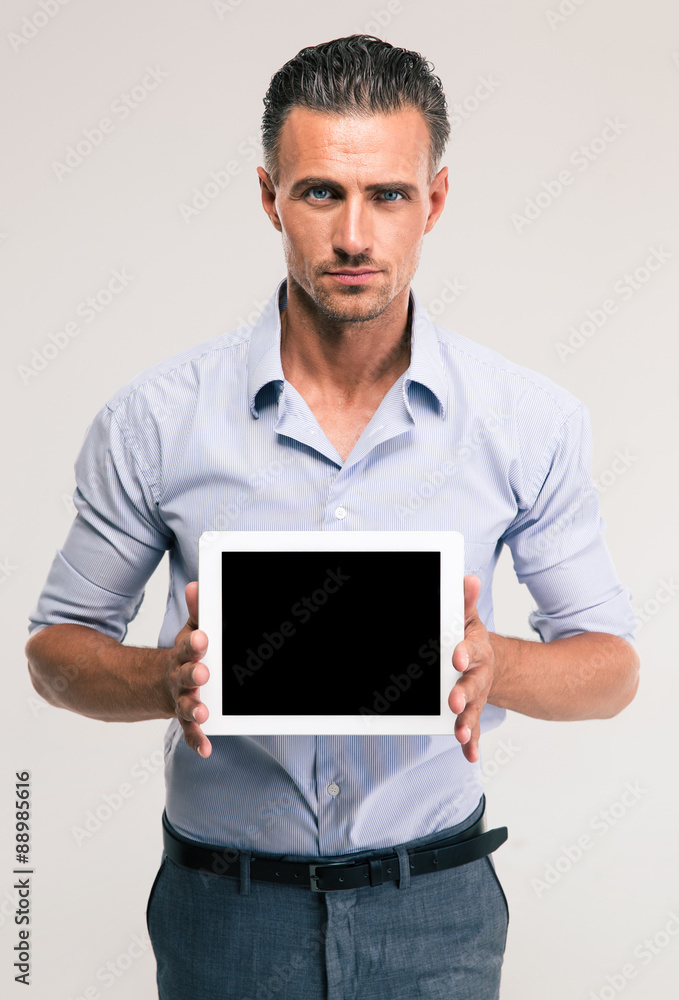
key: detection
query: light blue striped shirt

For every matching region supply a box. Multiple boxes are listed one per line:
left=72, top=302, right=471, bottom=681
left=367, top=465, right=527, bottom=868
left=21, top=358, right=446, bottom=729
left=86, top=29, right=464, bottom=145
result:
left=29, top=276, right=636, bottom=854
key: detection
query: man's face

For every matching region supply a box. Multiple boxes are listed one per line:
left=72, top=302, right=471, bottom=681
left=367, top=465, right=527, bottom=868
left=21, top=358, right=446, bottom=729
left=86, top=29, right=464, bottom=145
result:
left=257, top=106, right=448, bottom=323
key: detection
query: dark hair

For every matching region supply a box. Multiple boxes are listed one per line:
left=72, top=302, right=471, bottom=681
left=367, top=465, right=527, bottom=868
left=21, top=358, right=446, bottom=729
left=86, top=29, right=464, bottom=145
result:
left=261, top=34, right=450, bottom=187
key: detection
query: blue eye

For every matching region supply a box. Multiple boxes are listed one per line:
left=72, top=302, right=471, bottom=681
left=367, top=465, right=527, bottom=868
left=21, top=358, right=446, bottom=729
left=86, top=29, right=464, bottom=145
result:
left=304, top=188, right=404, bottom=202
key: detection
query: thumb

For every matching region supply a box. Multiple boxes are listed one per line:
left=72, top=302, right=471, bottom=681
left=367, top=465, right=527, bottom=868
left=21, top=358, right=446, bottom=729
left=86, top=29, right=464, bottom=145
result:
left=464, top=574, right=481, bottom=624
left=185, top=581, right=199, bottom=629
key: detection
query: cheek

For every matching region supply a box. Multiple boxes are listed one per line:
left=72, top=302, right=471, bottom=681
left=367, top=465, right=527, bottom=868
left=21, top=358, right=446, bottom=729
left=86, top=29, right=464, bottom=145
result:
left=399, top=213, right=427, bottom=242
left=281, top=217, right=323, bottom=255
left=382, top=215, right=422, bottom=251
left=286, top=229, right=342, bottom=279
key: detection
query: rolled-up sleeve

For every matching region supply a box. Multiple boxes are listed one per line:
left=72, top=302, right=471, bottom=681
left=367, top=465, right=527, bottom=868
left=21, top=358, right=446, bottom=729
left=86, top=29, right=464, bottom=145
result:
left=28, top=403, right=172, bottom=642
left=502, top=402, right=637, bottom=645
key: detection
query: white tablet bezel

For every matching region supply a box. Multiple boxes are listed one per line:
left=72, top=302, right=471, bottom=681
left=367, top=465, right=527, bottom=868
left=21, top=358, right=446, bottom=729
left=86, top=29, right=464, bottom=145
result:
left=198, top=530, right=464, bottom=735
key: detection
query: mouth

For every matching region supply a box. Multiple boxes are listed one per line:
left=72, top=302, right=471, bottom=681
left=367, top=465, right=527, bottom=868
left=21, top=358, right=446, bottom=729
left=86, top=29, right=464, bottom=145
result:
left=326, top=270, right=381, bottom=285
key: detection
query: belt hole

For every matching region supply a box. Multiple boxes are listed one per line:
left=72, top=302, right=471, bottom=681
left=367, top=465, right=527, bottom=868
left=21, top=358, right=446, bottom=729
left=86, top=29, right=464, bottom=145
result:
left=339, top=877, right=344, bottom=883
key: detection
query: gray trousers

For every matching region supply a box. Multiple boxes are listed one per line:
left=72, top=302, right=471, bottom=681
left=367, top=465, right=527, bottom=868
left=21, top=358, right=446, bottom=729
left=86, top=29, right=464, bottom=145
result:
left=146, top=798, right=509, bottom=999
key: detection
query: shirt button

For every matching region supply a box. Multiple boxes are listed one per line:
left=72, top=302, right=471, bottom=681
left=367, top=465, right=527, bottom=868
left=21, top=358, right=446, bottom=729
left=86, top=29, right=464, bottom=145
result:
left=335, top=506, right=346, bottom=520
left=327, top=783, right=340, bottom=797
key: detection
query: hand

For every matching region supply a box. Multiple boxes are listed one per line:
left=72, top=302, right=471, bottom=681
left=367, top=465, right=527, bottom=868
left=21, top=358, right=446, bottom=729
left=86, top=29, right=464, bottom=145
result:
left=166, top=581, right=212, bottom=758
left=448, top=575, right=495, bottom=764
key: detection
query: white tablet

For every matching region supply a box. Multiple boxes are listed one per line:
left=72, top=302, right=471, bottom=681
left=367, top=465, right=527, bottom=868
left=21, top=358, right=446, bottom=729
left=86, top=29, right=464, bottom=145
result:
left=198, top=530, right=465, bottom=735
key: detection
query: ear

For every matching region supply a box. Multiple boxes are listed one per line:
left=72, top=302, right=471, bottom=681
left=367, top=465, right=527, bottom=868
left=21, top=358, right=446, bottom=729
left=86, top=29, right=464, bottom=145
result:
left=257, top=167, right=282, bottom=232
left=423, top=165, right=449, bottom=236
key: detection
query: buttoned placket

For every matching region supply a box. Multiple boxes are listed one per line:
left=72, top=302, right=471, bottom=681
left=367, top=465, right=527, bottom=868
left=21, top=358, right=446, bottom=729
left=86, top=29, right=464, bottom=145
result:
left=253, top=300, right=446, bottom=854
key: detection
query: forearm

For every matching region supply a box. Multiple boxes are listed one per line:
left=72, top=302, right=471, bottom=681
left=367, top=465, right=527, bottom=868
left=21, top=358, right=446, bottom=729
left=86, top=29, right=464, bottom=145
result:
left=487, top=631, right=640, bottom=721
left=25, top=624, right=175, bottom=723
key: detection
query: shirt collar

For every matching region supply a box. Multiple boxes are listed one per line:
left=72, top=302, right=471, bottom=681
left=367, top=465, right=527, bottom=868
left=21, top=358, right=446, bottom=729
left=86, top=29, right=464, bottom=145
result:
left=247, top=276, right=448, bottom=419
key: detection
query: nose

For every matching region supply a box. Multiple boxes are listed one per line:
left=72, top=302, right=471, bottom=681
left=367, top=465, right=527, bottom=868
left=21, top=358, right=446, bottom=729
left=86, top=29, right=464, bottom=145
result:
left=331, top=196, right=373, bottom=258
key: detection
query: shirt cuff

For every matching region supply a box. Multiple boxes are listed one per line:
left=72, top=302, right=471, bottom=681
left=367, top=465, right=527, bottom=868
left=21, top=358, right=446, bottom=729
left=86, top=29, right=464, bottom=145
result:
left=528, top=585, right=638, bottom=644
left=28, top=549, right=144, bottom=642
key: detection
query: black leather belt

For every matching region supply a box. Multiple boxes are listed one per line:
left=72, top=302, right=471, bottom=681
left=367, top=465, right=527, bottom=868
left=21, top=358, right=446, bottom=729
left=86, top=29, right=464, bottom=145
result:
left=162, top=810, right=508, bottom=892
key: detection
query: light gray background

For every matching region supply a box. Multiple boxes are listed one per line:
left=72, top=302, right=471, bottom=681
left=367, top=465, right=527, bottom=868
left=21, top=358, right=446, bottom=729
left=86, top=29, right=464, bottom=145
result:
left=2, top=1, right=678, bottom=997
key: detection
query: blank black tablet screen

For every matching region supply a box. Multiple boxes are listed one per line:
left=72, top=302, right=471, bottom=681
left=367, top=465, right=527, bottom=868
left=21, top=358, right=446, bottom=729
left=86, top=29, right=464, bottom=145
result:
left=221, top=551, right=441, bottom=716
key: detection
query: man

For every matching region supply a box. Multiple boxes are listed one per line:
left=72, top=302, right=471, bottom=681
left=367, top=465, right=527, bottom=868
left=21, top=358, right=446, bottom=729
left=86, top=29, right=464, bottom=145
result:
left=26, top=34, right=639, bottom=999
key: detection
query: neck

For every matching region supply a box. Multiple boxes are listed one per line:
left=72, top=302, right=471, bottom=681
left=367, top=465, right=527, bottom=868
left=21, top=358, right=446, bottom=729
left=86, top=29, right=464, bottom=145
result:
left=280, top=278, right=412, bottom=401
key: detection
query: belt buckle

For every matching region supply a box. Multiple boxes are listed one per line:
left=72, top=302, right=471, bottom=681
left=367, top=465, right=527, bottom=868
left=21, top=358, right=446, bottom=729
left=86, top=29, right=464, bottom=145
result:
left=308, top=860, right=349, bottom=892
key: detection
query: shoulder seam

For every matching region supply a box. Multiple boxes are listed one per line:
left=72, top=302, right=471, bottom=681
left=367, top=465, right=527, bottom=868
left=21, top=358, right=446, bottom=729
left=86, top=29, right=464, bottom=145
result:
left=435, top=329, right=579, bottom=422
left=105, top=328, right=250, bottom=413
left=523, top=402, right=586, bottom=511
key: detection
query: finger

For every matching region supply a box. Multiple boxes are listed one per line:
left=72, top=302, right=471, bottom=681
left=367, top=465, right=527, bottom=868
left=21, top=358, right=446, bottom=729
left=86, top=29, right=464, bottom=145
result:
left=177, top=628, right=208, bottom=666
left=452, top=632, right=488, bottom=676
left=454, top=707, right=479, bottom=750
left=452, top=641, right=471, bottom=675
left=451, top=692, right=482, bottom=731
left=450, top=653, right=491, bottom=702
left=180, top=718, right=212, bottom=758
left=448, top=675, right=467, bottom=715
left=449, top=656, right=492, bottom=719
left=453, top=682, right=482, bottom=728
left=176, top=689, right=209, bottom=725
left=455, top=714, right=472, bottom=745
left=454, top=697, right=483, bottom=743
left=461, top=721, right=481, bottom=764
left=178, top=659, right=210, bottom=691
left=185, top=581, right=199, bottom=628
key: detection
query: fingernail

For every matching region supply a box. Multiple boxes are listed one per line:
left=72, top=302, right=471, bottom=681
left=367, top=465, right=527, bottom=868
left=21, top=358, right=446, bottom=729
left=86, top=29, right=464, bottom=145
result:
left=193, top=706, right=199, bottom=721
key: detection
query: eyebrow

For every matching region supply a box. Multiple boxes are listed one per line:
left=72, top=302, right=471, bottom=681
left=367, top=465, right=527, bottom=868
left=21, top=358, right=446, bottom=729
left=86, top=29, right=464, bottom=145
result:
left=289, top=176, right=419, bottom=197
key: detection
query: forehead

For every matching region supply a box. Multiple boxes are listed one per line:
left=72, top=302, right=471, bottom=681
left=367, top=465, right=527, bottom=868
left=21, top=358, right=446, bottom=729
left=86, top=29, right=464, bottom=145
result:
left=276, top=105, right=431, bottom=181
